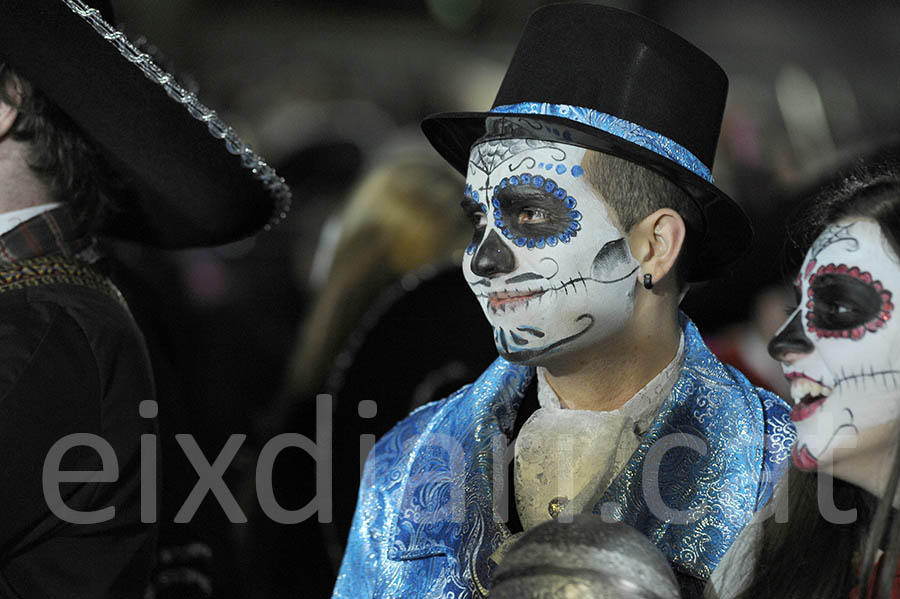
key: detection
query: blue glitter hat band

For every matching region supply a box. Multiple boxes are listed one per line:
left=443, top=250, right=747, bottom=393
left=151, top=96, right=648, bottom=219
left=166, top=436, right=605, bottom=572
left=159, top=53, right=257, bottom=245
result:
left=490, top=102, right=714, bottom=183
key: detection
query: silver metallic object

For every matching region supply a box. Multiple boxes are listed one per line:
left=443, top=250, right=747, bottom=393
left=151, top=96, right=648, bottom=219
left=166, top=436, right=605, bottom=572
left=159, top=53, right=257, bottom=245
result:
left=61, top=0, right=292, bottom=231
left=490, top=514, right=680, bottom=599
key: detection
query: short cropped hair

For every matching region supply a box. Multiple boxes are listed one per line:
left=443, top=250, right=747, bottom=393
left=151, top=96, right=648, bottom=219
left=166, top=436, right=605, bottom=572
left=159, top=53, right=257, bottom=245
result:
left=583, top=150, right=702, bottom=286
left=0, top=63, right=124, bottom=230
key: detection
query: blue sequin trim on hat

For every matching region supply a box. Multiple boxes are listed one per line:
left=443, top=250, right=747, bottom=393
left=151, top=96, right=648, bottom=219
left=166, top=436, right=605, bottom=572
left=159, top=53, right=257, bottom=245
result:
left=490, top=102, right=714, bottom=183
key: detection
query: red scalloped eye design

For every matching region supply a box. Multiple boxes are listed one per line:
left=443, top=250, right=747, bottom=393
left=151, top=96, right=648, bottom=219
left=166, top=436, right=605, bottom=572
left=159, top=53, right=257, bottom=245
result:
left=803, top=259, right=817, bottom=280
left=805, top=263, right=894, bottom=340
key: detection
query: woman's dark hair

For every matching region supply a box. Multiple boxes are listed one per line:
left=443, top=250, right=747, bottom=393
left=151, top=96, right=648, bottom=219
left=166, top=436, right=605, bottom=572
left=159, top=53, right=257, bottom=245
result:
left=787, top=152, right=900, bottom=267
left=735, top=150, right=900, bottom=599
left=735, top=470, right=876, bottom=598
left=0, top=62, right=125, bottom=230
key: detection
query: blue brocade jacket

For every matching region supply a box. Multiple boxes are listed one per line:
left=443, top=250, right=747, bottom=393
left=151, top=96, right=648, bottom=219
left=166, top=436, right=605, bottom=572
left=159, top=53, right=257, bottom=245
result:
left=333, top=316, right=795, bottom=598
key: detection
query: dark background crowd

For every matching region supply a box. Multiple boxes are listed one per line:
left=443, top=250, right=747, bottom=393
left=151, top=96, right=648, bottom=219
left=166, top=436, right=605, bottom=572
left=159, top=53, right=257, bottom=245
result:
left=102, top=1, right=900, bottom=597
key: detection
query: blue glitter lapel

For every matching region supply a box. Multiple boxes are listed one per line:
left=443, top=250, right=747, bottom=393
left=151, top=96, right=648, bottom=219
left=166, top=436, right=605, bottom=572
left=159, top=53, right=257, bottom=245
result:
left=595, top=315, right=791, bottom=580
left=384, top=314, right=792, bottom=595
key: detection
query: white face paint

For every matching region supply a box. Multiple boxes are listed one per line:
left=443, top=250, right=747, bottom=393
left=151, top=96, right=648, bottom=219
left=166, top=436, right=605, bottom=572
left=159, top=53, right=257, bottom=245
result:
left=770, top=218, right=900, bottom=470
left=461, top=139, right=640, bottom=365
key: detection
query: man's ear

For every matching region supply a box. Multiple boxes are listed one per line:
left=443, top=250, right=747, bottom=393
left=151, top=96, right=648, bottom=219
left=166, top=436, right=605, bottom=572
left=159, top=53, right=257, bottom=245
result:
left=0, top=101, right=18, bottom=139
left=0, top=77, right=21, bottom=140
left=627, top=208, right=686, bottom=288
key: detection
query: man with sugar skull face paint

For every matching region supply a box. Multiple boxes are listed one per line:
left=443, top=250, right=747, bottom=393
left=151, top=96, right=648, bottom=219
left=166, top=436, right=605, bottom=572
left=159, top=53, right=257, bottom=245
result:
left=463, top=141, right=640, bottom=365
left=334, top=5, right=793, bottom=599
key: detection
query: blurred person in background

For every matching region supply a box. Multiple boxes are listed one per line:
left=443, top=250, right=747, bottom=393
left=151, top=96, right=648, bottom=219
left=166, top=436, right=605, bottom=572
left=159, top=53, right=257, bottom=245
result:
left=334, top=4, right=793, bottom=599
left=278, top=151, right=474, bottom=406
left=0, top=1, right=285, bottom=596
left=242, top=150, right=480, bottom=597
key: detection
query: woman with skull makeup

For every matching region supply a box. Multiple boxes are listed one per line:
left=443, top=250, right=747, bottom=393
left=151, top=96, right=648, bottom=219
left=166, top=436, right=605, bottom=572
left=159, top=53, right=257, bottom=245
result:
left=706, top=151, right=900, bottom=599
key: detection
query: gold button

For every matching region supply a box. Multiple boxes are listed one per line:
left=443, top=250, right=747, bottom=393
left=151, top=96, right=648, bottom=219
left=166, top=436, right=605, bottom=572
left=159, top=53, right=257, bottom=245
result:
left=547, top=496, right=569, bottom=519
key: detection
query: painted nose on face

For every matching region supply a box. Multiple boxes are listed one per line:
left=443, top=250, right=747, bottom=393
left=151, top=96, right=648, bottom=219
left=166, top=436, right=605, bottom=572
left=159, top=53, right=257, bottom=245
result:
left=471, top=229, right=516, bottom=277
left=768, top=309, right=814, bottom=362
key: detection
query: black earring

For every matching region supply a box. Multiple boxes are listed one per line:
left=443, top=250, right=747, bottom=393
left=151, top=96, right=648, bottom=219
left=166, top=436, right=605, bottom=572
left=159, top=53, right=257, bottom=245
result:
left=643, top=273, right=653, bottom=290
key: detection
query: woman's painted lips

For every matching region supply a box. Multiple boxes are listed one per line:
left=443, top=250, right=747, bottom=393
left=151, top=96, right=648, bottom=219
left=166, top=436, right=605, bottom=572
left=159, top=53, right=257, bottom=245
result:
left=786, top=372, right=832, bottom=422
left=792, top=444, right=819, bottom=470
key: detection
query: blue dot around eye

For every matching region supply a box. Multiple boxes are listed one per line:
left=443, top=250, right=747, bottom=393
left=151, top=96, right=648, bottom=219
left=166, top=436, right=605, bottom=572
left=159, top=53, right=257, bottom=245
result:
left=495, top=219, right=504, bottom=228
left=521, top=174, right=531, bottom=184
left=479, top=204, right=487, bottom=213
left=500, top=178, right=509, bottom=188
left=493, top=186, right=500, bottom=195
left=568, top=210, right=582, bottom=220
left=474, top=191, right=480, bottom=200
left=515, top=237, right=527, bottom=247
left=503, top=228, right=513, bottom=238
left=526, top=239, right=535, bottom=249
left=569, top=220, right=581, bottom=231
left=492, top=198, right=501, bottom=208
left=547, top=235, right=558, bottom=246
left=556, top=164, right=567, bottom=175
left=571, top=165, right=584, bottom=178
left=535, top=238, right=545, bottom=249
left=533, top=175, right=545, bottom=187
left=560, top=232, right=571, bottom=243
left=494, top=208, right=503, bottom=218
left=510, top=176, right=519, bottom=185
left=466, top=244, right=476, bottom=254
left=554, top=188, right=566, bottom=200
left=538, top=163, right=544, bottom=169
left=564, top=196, right=576, bottom=209
left=544, top=179, right=556, bottom=193
left=545, top=163, right=553, bottom=171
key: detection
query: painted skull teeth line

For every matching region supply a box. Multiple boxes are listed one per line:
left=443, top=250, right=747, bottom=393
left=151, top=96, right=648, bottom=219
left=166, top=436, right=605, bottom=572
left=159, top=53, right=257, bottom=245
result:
left=789, top=378, right=832, bottom=403
left=487, top=287, right=545, bottom=313
left=486, top=277, right=590, bottom=314
left=833, top=367, right=900, bottom=392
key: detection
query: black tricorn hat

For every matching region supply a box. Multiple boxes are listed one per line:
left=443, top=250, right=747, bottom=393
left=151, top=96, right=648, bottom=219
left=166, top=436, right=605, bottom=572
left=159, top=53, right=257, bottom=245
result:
left=422, top=3, right=751, bottom=281
left=0, top=0, right=290, bottom=248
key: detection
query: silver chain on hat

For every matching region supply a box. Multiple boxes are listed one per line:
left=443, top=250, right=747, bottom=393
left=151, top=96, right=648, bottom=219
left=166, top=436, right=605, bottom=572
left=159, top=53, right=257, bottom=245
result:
left=61, top=0, right=292, bottom=231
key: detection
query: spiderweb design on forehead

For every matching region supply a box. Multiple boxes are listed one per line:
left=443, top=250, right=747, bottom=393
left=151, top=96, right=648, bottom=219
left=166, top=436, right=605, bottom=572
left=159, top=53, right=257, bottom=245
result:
left=808, top=223, right=860, bottom=260
left=469, top=139, right=567, bottom=176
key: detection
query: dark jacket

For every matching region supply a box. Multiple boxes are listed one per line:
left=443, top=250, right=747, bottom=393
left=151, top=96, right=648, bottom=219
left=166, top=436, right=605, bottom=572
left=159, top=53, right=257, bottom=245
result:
left=0, top=207, right=156, bottom=598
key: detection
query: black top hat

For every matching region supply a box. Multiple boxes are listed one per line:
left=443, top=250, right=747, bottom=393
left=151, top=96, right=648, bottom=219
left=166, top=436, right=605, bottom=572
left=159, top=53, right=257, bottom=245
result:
left=0, top=0, right=290, bottom=248
left=422, top=3, right=751, bottom=281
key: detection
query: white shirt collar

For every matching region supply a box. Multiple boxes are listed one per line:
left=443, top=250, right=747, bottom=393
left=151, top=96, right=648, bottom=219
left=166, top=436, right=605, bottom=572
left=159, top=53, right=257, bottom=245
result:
left=0, top=203, right=63, bottom=237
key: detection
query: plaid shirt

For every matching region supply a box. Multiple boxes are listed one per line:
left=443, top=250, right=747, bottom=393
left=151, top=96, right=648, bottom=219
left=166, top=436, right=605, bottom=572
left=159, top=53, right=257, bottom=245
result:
left=0, top=205, right=94, bottom=264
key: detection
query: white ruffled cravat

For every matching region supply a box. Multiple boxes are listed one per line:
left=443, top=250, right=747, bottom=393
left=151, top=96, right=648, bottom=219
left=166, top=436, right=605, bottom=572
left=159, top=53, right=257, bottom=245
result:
left=513, top=334, right=684, bottom=530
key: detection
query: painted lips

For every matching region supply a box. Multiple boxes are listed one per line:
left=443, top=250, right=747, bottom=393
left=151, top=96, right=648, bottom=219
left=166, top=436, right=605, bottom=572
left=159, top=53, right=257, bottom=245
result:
left=790, top=397, right=826, bottom=422
left=792, top=444, right=819, bottom=470
left=487, top=289, right=545, bottom=313
left=786, top=372, right=832, bottom=423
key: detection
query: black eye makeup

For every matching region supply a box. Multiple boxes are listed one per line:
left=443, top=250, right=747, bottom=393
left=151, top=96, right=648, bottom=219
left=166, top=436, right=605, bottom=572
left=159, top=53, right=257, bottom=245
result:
left=805, top=265, right=894, bottom=339
left=462, top=184, right=487, bottom=255
left=490, top=175, right=582, bottom=249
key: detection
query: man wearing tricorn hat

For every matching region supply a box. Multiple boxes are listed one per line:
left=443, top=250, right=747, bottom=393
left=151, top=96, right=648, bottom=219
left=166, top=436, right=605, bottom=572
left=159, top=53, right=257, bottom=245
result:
left=335, top=4, right=794, bottom=598
left=0, top=0, right=289, bottom=596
